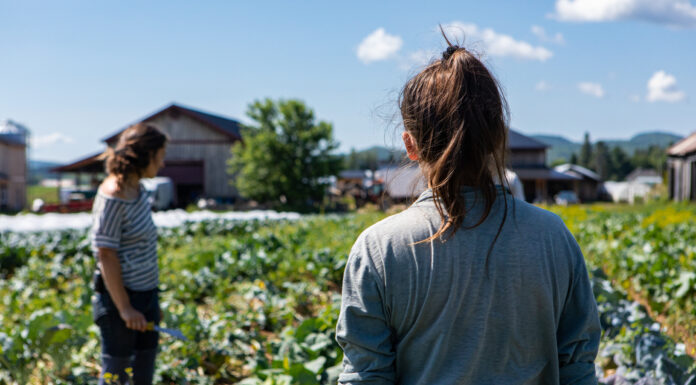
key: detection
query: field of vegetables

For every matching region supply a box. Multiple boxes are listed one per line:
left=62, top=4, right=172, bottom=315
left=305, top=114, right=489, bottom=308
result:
left=1, top=203, right=696, bottom=384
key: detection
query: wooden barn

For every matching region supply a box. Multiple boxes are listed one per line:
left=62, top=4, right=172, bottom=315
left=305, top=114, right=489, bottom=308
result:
left=54, top=104, right=242, bottom=206
left=667, top=132, right=696, bottom=202
left=0, top=120, right=28, bottom=212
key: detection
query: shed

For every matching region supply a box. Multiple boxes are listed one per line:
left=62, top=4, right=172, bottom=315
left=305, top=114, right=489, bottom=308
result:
left=667, top=132, right=696, bottom=201
left=554, top=164, right=602, bottom=202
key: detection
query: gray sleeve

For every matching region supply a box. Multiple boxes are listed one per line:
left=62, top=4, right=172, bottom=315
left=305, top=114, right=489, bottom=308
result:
left=557, top=232, right=601, bottom=385
left=91, top=198, right=124, bottom=250
left=336, top=235, right=395, bottom=385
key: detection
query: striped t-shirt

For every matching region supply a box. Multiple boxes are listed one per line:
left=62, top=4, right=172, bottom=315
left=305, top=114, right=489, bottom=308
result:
left=90, top=183, right=159, bottom=291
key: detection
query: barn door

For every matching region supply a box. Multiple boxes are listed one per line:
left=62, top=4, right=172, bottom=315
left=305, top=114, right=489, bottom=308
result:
left=158, top=161, right=205, bottom=207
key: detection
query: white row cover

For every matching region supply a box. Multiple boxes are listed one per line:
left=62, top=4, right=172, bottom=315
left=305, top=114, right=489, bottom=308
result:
left=0, top=209, right=301, bottom=233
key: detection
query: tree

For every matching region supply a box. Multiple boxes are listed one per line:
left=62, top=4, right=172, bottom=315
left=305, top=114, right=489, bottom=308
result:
left=550, top=158, right=568, bottom=168
left=631, top=145, right=667, bottom=176
left=569, top=153, right=578, bottom=165
left=228, top=98, right=342, bottom=211
left=609, top=146, right=632, bottom=181
left=579, top=132, right=592, bottom=168
left=591, top=141, right=610, bottom=180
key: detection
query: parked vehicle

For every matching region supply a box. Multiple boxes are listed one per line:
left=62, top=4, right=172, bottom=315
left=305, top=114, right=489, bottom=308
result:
left=141, top=177, right=175, bottom=210
left=554, top=190, right=580, bottom=205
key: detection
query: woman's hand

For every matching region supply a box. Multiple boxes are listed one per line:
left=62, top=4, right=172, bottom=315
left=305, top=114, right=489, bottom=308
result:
left=119, top=306, right=148, bottom=331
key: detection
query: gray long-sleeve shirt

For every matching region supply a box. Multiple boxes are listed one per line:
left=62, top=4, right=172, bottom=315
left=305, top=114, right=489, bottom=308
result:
left=336, top=186, right=601, bottom=385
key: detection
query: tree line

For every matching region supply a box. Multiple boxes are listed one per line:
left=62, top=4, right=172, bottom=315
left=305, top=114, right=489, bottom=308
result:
left=560, top=133, right=668, bottom=181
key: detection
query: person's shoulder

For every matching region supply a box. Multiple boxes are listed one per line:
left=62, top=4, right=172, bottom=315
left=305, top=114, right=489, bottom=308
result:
left=510, top=198, right=567, bottom=228
left=99, top=178, right=125, bottom=198
left=353, top=205, right=436, bottom=252
left=98, top=177, right=139, bottom=201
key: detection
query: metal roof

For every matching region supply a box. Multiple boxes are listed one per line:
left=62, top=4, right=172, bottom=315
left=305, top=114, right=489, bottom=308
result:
left=103, top=103, right=242, bottom=143
left=508, top=129, right=548, bottom=150
left=513, top=167, right=581, bottom=181
left=51, top=152, right=104, bottom=173
left=667, top=131, right=696, bottom=157
left=554, top=164, right=601, bottom=181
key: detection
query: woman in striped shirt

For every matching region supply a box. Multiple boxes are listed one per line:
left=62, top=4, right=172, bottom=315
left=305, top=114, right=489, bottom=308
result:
left=91, top=123, right=167, bottom=385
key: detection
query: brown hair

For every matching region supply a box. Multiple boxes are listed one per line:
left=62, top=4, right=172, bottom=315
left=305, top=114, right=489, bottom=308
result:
left=101, top=123, right=168, bottom=185
left=399, top=30, right=510, bottom=245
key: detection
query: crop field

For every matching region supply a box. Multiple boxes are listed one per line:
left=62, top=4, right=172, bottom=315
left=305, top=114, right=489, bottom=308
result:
left=1, top=204, right=696, bottom=384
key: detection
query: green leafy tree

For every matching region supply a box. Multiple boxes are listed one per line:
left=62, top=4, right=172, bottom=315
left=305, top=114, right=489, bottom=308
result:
left=228, top=98, right=342, bottom=211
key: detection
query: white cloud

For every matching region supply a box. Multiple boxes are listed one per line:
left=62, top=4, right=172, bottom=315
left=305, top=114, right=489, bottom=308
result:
left=531, top=25, right=565, bottom=44
left=357, top=28, right=403, bottom=64
left=646, top=70, right=686, bottom=102
left=552, top=0, right=696, bottom=28
left=31, top=133, right=74, bottom=148
left=578, top=82, right=605, bottom=98
left=535, top=81, right=552, bottom=91
left=441, top=22, right=553, bottom=61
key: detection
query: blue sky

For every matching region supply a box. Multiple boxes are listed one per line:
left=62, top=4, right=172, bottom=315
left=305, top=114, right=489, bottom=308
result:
left=1, top=0, right=695, bottom=162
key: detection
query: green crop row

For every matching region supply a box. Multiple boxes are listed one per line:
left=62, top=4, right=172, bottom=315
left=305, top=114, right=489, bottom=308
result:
left=550, top=204, right=696, bottom=355
left=1, top=207, right=695, bottom=384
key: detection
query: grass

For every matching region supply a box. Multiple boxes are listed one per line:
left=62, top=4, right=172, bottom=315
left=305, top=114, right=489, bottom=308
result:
left=26, top=185, right=60, bottom=204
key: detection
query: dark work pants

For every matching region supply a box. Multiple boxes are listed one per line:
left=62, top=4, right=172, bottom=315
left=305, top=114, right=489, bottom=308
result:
left=93, top=287, right=160, bottom=385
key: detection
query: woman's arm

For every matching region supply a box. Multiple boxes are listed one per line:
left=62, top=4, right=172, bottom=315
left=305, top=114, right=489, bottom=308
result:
left=98, top=247, right=147, bottom=332
left=336, top=236, right=395, bottom=384
left=556, top=233, right=602, bottom=385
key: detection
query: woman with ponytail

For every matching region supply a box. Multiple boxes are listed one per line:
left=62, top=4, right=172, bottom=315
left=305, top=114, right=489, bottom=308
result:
left=336, top=35, right=601, bottom=384
left=91, top=123, right=168, bottom=384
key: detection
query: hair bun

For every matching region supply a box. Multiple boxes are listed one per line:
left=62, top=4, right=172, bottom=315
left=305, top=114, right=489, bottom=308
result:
left=442, top=45, right=459, bottom=60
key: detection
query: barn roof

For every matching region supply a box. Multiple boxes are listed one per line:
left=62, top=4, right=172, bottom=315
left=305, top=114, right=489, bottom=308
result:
left=508, top=129, right=548, bottom=150
left=554, top=163, right=601, bottom=181
left=51, top=152, right=104, bottom=173
left=103, top=103, right=242, bottom=144
left=514, top=167, right=580, bottom=181
left=667, top=131, right=696, bottom=157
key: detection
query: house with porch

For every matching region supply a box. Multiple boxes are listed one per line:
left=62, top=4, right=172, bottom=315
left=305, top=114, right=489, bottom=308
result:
left=507, top=130, right=579, bottom=202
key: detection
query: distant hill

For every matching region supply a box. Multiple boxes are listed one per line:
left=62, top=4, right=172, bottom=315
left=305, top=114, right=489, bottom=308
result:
left=342, top=146, right=406, bottom=170
left=531, top=131, right=683, bottom=165
left=28, top=160, right=61, bottom=185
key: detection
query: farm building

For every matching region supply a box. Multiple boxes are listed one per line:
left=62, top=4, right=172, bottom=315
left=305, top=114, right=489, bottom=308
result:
left=372, top=130, right=575, bottom=203
left=0, top=120, right=28, bottom=211
left=53, top=103, right=242, bottom=206
left=626, top=168, right=662, bottom=185
left=507, top=130, right=579, bottom=202
left=553, top=164, right=603, bottom=202
left=667, top=132, right=696, bottom=201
